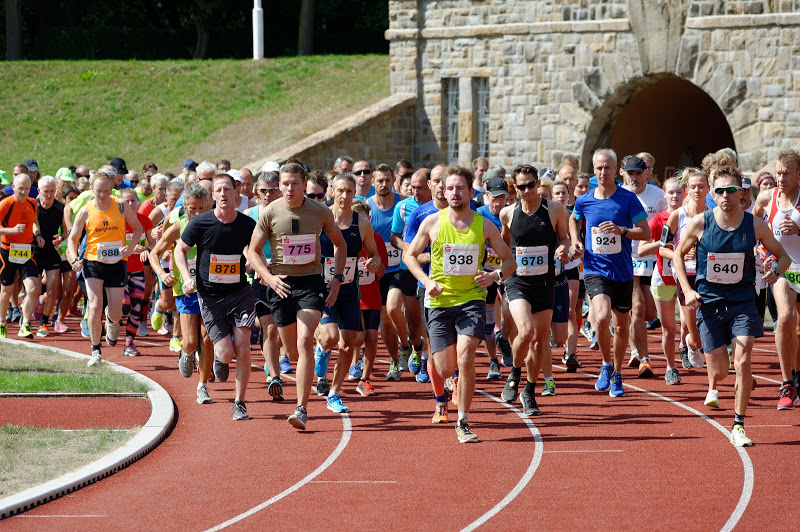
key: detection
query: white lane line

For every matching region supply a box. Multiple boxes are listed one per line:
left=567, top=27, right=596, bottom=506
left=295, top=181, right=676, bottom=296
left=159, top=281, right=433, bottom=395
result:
left=543, top=449, right=624, bottom=454
left=16, top=515, right=108, bottom=518
left=309, top=480, right=397, bottom=484
left=460, top=389, right=543, bottom=532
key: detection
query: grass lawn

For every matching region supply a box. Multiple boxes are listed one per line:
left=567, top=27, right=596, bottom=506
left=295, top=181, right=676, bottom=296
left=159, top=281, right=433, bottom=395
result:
left=0, top=344, right=148, bottom=393
left=0, top=424, right=135, bottom=498
left=0, top=55, right=389, bottom=175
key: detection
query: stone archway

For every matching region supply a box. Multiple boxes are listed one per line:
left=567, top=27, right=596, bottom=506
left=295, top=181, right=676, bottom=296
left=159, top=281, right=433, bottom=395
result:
left=582, top=75, right=736, bottom=180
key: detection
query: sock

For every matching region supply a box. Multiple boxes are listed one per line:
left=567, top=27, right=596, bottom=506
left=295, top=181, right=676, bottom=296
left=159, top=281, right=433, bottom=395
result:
left=458, top=412, right=467, bottom=422
left=510, top=366, right=522, bottom=379
left=414, top=340, right=424, bottom=354
left=525, top=379, right=536, bottom=394
left=783, top=380, right=793, bottom=387
left=734, top=413, right=745, bottom=427
left=328, top=390, right=336, bottom=398
left=429, top=359, right=446, bottom=396
left=434, top=392, right=448, bottom=404
left=91, top=343, right=101, bottom=353
left=41, top=314, right=49, bottom=326
left=545, top=376, right=554, bottom=383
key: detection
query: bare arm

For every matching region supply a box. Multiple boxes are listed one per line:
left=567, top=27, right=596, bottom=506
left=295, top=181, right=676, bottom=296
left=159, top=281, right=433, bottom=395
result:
left=359, top=216, right=382, bottom=275
left=122, top=203, right=143, bottom=258
left=475, top=220, right=515, bottom=288
left=173, top=239, right=194, bottom=295
left=67, top=207, right=89, bottom=272
left=672, top=214, right=704, bottom=309
left=568, top=212, right=584, bottom=258
left=148, top=223, right=181, bottom=287
left=403, top=214, right=439, bottom=296
left=755, top=216, right=790, bottom=285
left=322, top=212, right=346, bottom=308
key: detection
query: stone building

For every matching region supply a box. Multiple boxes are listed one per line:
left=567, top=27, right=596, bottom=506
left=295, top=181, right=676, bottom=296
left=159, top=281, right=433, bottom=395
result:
left=384, top=0, right=800, bottom=177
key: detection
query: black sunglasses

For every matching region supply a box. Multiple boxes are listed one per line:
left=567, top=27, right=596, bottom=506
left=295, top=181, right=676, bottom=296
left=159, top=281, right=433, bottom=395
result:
left=353, top=169, right=372, bottom=176
left=714, top=186, right=741, bottom=195
left=515, top=181, right=538, bottom=191
left=75, top=173, right=90, bottom=178
left=259, top=187, right=279, bottom=194
left=306, top=192, right=325, bottom=199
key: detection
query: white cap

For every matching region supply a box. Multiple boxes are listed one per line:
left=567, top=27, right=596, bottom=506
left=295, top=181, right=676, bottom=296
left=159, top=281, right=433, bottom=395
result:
left=261, top=161, right=281, bottom=173
left=226, top=169, right=243, bottom=183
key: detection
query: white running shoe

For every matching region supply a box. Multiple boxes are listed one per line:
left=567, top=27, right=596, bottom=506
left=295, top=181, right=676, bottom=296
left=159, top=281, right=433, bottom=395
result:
left=704, top=389, right=719, bottom=408
left=730, top=424, right=753, bottom=447
left=686, top=334, right=704, bottom=368
left=87, top=350, right=102, bottom=367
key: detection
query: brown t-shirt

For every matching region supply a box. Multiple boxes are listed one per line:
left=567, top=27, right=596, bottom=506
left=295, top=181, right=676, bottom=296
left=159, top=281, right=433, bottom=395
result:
left=254, top=197, right=334, bottom=276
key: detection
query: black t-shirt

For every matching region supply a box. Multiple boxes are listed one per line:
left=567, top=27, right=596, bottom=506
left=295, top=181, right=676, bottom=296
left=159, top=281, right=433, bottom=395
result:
left=36, top=199, right=64, bottom=252
left=180, top=210, right=256, bottom=298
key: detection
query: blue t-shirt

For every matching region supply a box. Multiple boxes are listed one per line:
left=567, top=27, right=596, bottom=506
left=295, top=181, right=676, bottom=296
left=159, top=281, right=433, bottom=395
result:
left=368, top=193, right=402, bottom=273
left=573, top=186, right=647, bottom=282
left=354, top=186, right=376, bottom=203
left=3, top=185, right=38, bottom=199
left=391, top=196, right=422, bottom=271
left=477, top=205, right=502, bottom=230
left=705, top=194, right=717, bottom=208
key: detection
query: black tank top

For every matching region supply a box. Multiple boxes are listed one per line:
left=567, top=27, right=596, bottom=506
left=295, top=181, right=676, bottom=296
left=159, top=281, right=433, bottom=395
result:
left=509, top=200, right=557, bottom=282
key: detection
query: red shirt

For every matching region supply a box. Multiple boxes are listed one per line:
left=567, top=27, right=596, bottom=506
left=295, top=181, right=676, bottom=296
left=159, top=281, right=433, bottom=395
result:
left=125, top=213, right=153, bottom=273
left=359, top=233, right=387, bottom=311
left=649, top=209, right=675, bottom=286
left=138, top=198, right=157, bottom=219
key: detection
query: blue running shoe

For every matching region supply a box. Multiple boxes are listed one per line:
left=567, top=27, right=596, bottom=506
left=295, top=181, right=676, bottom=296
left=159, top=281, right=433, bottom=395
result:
left=313, top=346, right=329, bottom=377
left=280, top=355, right=294, bottom=374
left=595, top=363, right=613, bottom=391
left=416, top=363, right=430, bottom=383
left=589, top=332, right=598, bottom=350
left=326, top=393, right=349, bottom=413
left=80, top=318, right=90, bottom=339
left=609, top=371, right=626, bottom=397
left=348, top=362, right=363, bottom=380
left=264, top=363, right=270, bottom=378
left=408, top=350, right=421, bottom=375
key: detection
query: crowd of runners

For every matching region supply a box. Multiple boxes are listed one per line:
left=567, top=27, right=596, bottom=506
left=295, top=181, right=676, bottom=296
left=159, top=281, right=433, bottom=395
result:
left=1, top=148, right=799, bottom=446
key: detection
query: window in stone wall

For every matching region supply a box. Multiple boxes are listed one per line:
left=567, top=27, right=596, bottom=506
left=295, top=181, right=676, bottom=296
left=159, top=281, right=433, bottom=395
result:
left=476, top=78, right=490, bottom=159
left=444, top=78, right=459, bottom=164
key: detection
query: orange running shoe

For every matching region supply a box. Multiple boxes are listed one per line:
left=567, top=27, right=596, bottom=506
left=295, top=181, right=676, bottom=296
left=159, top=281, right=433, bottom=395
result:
left=432, top=401, right=448, bottom=424
left=357, top=379, right=375, bottom=397
left=452, top=377, right=458, bottom=407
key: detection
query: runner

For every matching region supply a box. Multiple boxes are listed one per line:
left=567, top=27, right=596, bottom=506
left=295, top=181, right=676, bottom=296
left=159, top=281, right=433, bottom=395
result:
left=405, top=164, right=515, bottom=443
left=673, top=167, right=789, bottom=446
left=247, top=162, right=347, bottom=431
left=569, top=149, right=650, bottom=397
left=32, top=175, right=68, bottom=337
left=0, top=174, right=43, bottom=339
left=175, top=174, right=256, bottom=420
left=499, top=165, right=570, bottom=414
left=66, top=171, right=143, bottom=366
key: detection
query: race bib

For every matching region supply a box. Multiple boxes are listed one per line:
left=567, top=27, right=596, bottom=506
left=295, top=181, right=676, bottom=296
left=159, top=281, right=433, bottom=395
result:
left=443, top=243, right=479, bottom=276
left=187, top=258, right=197, bottom=278
left=706, top=252, right=744, bottom=284
left=358, top=257, right=375, bottom=285
left=324, top=257, right=357, bottom=284
left=662, top=258, right=674, bottom=278
left=554, top=257, right=564, bottom=276
left=633, top=257, right=655, bottom=277
left=484, top=246, right=502, bottom=271
left=784, top=262, right=800, bottom=294
left=8, top=243, right=32, bottom=264
left=515, top=245, right=548, bottom=276
left=209, top=253, right=241, bottom=284
left=386, top=244, right=401, bottom=268
left=590, top=227, right=621, bottom=255
left=97, top=241, right=122, bottom=264
left=685, top=259, right=697, bottom=275
left=282, top=234, right=316, bottom=265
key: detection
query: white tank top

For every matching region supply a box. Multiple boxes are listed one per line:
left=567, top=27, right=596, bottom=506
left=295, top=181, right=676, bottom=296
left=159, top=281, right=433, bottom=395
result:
left=767, top=188, right=800, bottom=264
left=674, top=205, right=705, bottom=275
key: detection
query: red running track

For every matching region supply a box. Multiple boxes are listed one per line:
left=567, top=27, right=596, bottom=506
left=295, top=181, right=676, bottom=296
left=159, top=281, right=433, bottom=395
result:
left=2, top=315, right=799, bottom=530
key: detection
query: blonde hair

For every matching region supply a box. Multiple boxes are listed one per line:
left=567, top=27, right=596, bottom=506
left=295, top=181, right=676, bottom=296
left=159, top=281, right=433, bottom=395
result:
left=89, top=171, right=112, bottom=188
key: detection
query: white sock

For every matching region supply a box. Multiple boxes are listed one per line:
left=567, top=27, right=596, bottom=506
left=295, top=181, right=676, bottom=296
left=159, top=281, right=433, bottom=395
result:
left=458, top=412, right=467, bottom=422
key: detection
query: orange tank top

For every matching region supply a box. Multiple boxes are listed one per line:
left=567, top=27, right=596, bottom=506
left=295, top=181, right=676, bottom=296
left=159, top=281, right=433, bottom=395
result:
left=84, top=197, right=127, bottom=263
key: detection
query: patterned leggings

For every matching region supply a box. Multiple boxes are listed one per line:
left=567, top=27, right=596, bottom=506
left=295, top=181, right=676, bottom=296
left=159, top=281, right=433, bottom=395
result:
left=123, top=271, right=146, bottom=340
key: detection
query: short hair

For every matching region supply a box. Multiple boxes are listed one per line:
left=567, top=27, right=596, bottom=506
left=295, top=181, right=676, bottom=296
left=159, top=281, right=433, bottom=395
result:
left=701, top=151, right=731, bottom=175
left=167, top=181, right=185, bottom=195
left=713, top=165, right=743, bottom=186
left=374, top=163, right=392, bottom=175
left=636, top=152, right=655, bottom=167
left=395, top=160, right=413, bottom=173
left=560, top=155, right=579, bottom=169
left=37, top=175, right=56, bottom=189
left=354, top=159, right=372, bottom=169
left=212, top=173, right=235, bottom=189
left=511, top=164, right=539, bottom=183
left=216, top=159, right=231, bottom=170
left=325, top=170, right=339, bottom=182
left=334, top=155, right=354, bottom=168
left=259, top=171, right=279, bottom=186
left=552, top=179, right=569, bottom=192
left=183, top=182, right=210, bottom=204
left=443, top=164, right=474, bottom=188
left=352, top=200, right=370, bottom=216
left=280, top=162, right=308, bottom=180
left=592, top=148, right=618, bottom=167
left=332, top=173, right=357, bottom=189
left=286, top=157, right=308, bottom=172
left=142, top=162, right=158, bottom=174
left=120, top=187, right=139, bottom=199
left=89, top=171, right=112, bottom=188
left=307, top=170, right=328, bottom=190
left=13, top=163, right=28, bottom=174
left=151, top=174, right=169, bottom=189
left=61, top=185, right=79, bottom=201
left=716, top=147, right=738, bottom=164
left=471, top=157, right=489, bottom=170
left=196, top=161, right=216, bottom=177
left=777, top=149, right=800, bottom=169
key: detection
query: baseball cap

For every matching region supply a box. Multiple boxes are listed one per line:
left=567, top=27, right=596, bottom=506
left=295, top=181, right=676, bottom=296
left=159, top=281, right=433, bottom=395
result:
left=482, top=169, right=501, bottom=183
left=262, top=161, right=281, bottom=173
left=23, top=158, right=39, bottom=172
left=538, top=167, right=555, bottom=180
left=110, top=157, right=128, bottom=175
left=623, top=156, right=648, bottom=173
left=741, top=177, right=752, bottom=189
left=0, top=170, right=9, bottom=186
left=183, top=158, right=196, bottom=169
left=226, top=169, right=243, bottom=183
left=485, top=177, right=509, bottom=197
left=55, top=167, right=74, bottom=182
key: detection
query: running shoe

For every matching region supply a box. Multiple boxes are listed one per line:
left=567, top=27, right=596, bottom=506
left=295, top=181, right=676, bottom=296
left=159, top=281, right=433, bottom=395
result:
left=399, top=349, right=410, bottom=372
left=326, top=393, right=349, bottom=413
left=562, top=353, right=581, bottom=373
left=664, top=368, right=681, bottom=385
left=455, top=419, right=479, bottom=443
left=288, top=405, right=308, bottom=430
left=595, top=363, right=613, bottom=391
left=386, top=361, right=400, bottom=381
left=581, top=300, right=590, bottom=318
left=501, top=369, right=521, bottom=403
left=628, top=349, right=641, bottom=368
left=686, top=334, right=704, bottom=368
left=36, top=324, right=49, bottom=338
left=541, top=378, right=556, bottom=396
left=169, top=336, right=182, bottom=352
left=444, top=375, right=455, bottom=393
left=316, top=377, right=331, bottom=397
left=268, top=377, right=284, bottom=401
left=213, top=359, right=229, bottom=383
left=9, top=307, right=21, bottom=323
left=679, top=345, right=690, bottom=369
left=498, top=338, right=513, bottom=367
left=451, top=376, right=459, bottom=407
left=179, top=350, right=194, bottom=378
left=729, top=424, right=753, bottom=447
left=32, top=301, right=43, bottom=323
left=638, top=359, right=654, bottom=378
left=704, top=389, right=720, bottom=408
left=124, top=344, right=141, bottom=357
left=54, top=320, right=69, bottom=333
left=356, top=379, right=375, bottom=397
left=232, top=401, right=249, bottom=420
left=407, top=347, right=421, bottom=374
left=314, top=345, right=330, bottom=378
left=609, top=371, right=625, bottom=397
left=520, top=388, right=540, bottom=416
left=348, top=362, right=363, bottom=380
left=80, top=319, right=90, bottom=338
left=196, top=385, right=212, bottom=404
left=777, top=383, right=797, bottom=411
left=589, top=332, right=598, bottom=350
left=432, top=401, right=448, bottom=423
left=150, top=309, right=163, bottom=332
left=18, top=323, right=33, bottom=339
left=549, top=336, right=558, bottom=348
left=579, top=321, right=593, bottom=342
left=280, top=355, right=294, bottom=374
left=87, top=350, right=102, bottom=367
left=138, top=321, right=149, bottom=337
left=487, top=360, right=502, bottom=379
left=646, top=318, right=661, bottom=330
left=0, top=323, right=6, bottom=338
left=416, top=363, right=430, bottom=383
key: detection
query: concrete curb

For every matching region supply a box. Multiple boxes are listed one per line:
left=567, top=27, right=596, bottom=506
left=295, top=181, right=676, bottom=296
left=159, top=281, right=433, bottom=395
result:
left=0, top=338, right=176, bottom=519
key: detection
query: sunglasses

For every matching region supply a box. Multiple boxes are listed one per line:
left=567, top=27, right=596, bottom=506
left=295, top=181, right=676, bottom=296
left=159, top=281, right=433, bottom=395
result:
left=306, top=192, right=325, bottom=199
left=75, top=173, right=90, bottom=178
left=515, top=181, right=539, bottom=191
left=399, top=172, right=413, bottom=179
left=714, top=186, right=741, bottom=194
left=353, top=169, right=372, bottom=176
left=259, top=187, right=279, bottom=194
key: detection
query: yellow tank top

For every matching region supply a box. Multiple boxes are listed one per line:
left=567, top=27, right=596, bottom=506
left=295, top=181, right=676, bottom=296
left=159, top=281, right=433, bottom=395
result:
left=85, top=197, right=127, bottom=263
left=429, top=208, right=486, bottom=308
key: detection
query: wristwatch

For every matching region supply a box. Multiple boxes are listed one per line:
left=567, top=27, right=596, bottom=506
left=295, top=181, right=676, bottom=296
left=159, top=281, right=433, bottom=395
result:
left=496, top=269, right=504, bottom=281
left=621, top=227, right=629, bottom=237
left=772, top=262, right=781, bottom=277
left=333, top=273, right=345, bottom=282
